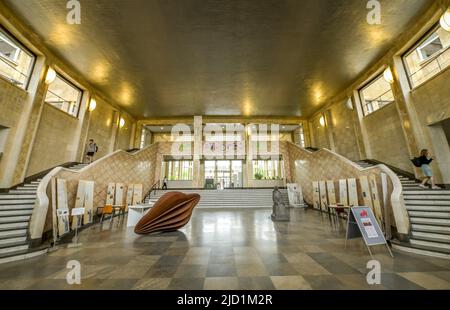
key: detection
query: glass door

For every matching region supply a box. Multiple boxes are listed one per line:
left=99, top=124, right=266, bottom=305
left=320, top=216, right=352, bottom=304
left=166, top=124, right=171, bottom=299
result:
left=230, top=160, right=243, bottom=188
left=216, top=160, right=231, bottom=189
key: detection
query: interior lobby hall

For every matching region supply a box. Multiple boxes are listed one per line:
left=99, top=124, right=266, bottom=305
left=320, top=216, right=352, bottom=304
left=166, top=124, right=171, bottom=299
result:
left=1, top=0, right=450, bottom=292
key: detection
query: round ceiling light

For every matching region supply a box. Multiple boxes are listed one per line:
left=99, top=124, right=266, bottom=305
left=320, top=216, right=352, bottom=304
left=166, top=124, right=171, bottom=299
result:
left=319, top=116, right=325, bottom=127
left=440, top=7, right=450, bottom=32
left=383, top=67, right=394, bottom=84
left=45, top=67, right=56, bottom=84
left=88, top=98, right=97, bottom=112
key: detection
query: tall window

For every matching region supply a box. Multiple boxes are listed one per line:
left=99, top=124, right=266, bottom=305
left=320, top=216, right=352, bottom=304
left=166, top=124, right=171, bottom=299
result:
left=164, top=160, right=193, bottom=181
left=299, top=124, right=305, bottom=148
left=0, top=28, right=35, bottom=89
left=403, top=23, right=450, bottom=88
left=359, top=74, right=394, bottom=116
left=139, top=128, right=146, bottom=149
left=252, top=159, right=283, bottom=180
left=44, top=74, right=82, bottom=117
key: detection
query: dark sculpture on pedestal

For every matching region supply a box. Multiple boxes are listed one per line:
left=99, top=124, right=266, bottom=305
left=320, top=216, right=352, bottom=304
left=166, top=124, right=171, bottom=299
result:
left=271, top=186, right=290, bottom=221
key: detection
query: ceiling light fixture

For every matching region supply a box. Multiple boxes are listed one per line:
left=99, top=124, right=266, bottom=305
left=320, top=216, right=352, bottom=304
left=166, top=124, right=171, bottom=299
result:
left=45, top=67, right=56, bottom=84
left=383, top=67, right=394, bottom=84
left=346, top=97, right=353, bottom=110
left=119, top=117, right=125, bottom=128
left=88, top=98, right=97, bottom=112
left=440, top=7, right=450, bottom=32
left=319, top=116, right=325, bottom=127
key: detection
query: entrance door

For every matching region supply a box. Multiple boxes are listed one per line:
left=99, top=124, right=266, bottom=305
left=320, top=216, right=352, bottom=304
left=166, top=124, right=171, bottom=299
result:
left=216, top=160, right=231, bottom=189
left=231, top=160, right=242, bottom=188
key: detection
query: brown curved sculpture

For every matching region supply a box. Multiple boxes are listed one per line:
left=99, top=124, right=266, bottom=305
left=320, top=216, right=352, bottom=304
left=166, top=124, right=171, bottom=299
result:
left=134, top=191, right=200, bottom=234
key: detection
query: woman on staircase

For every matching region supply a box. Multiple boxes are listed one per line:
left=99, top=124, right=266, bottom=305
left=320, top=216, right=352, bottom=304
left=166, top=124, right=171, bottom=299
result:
left=418, top=149, right=441, bottom=189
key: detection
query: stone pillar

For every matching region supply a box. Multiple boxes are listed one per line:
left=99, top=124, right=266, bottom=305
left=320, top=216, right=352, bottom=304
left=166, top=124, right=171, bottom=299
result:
left=193, top=115, right=202, bottom=188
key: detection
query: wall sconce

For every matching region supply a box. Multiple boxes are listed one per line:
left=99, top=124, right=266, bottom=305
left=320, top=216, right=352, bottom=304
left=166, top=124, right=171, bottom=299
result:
left=345, top=97, right=353, bottom=110
left=440, top=7, right=450, bottom=32
left=119, top=117, right=125, bottom=128
left=383, top=67, right=394, bottom=84
left=247, top=125, right=252, bottom=136
left=45, top=67, right=56, bottom=84
left=88, top=98, right=97, bottom=112
left=319, top=116, right=325, bottom=127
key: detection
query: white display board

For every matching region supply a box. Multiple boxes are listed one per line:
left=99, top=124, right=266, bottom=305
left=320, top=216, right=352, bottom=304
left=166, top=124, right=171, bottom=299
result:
left=360, top=176, right=373, bottom=210
left=125, top=184, right=134, bottom=211
left=56, top=178, right=70, bottom=236
left=132, top=184, right=143, bottom=205
left=326, top=180, right=336, bottom=205
left=369, top=174, right=383, bottom=226
left=72, top=181, right=86, bottom=230
left=319, top=181, right=328, bottom=212
left=115, top=183, right=125, bottom=206
left=347, top=178, right=358, bottom=206
left=287, top=183, right=305, bottom=207
left=106, top=183, right=115, bottom=205
left=83, top=180, right=94, bottom=225
left=312, top=181, right=321, bottom=210
left=338, top=179, right=348, bottom=205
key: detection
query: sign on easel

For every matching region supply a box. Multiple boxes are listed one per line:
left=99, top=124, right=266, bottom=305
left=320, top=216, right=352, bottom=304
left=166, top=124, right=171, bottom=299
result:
left=312, top=181, right=321, bottom=210
left=345, top=206, right=393, bottom=257
left=319, top=181, right=328, bottom=212
left=287, top=183, right=306, bottom=207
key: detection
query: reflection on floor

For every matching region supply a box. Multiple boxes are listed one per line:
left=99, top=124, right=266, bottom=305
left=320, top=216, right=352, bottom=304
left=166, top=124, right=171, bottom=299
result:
left=0, top=208, right=449, bottom=290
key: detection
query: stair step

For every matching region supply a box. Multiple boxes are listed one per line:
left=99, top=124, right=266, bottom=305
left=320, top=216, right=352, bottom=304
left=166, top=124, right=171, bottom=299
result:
left=406, top=205, right=450, bottom=212
left=0, top=210, right=33, bottom=216
left=0, top=204, right=34, bottom=211
left=22, top=184, right=38, bottom=187
left=0, top=222, right=28, bottom=231
left=0, top=216, right=31, bottom=224
left=408, top=211, right=450, bottom=219
left=0, top=195, right=36, bottom=200
left=403, top=189, right=450, bottom=195
left=411, top=224, right=450, bottom=235
left=8, top=190, right=37, bottom=195
left=391, top=241, right=450, bottom=259
left=404, top=194, right=450, bottom=200
left=410, top=217, right=450, bottom=225
left=0, top=199, right=35, bottom=205
left=405, top=200, right=450, bottom=206
left=412, top=231, right=450, bottom=243
left=0, top=229, right=27, bottom=239
left=0, top=244, right=29, bottom=255
left=410, top=239, right=450, bottom=251
left=0, top=236, right=27, bottom=248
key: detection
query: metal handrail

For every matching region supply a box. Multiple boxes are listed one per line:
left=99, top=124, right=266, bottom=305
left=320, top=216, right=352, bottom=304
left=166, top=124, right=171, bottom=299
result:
left=0, top=56, right=29, bottom=78
left=142, top=179, right=161, bottom=203
left=409, top=47, right=450, bottom=87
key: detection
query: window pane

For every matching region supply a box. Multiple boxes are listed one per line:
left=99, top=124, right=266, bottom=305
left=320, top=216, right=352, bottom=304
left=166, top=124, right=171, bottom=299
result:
left=0, top=30, right=35, bottom=89
left=403, top=24, right=450, bottom=88
left=165, top=160, right=193, bottom=181
left=252, top=159, right=283, bottom=180
left=45, top=74, right=82, bottom=117
left=359, top=74, right=394, bottom=116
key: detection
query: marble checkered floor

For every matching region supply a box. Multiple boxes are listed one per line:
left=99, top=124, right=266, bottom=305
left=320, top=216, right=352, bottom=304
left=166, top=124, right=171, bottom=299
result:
left=0, top=208, right=449, bottom=290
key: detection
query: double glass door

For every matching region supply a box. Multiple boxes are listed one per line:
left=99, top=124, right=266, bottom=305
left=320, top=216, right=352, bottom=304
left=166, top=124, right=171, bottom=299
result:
left=204, top=160, right=243, bottom=189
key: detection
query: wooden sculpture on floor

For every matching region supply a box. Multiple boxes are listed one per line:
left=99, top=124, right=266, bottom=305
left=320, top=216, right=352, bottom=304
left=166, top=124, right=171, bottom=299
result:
left=134, top=191, right=200, bottom=234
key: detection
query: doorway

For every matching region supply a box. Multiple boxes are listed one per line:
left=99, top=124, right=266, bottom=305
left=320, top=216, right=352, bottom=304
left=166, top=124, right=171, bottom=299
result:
left=204, top=160, right=243, bottom=189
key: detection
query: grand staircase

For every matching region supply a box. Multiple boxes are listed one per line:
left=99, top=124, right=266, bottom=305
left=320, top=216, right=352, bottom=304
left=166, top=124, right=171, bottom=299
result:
left=355, top=160, right=450, bottom=259
left=144, top=188, right=292, bottom=209
left=0, top=162, right=88, bottom=264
